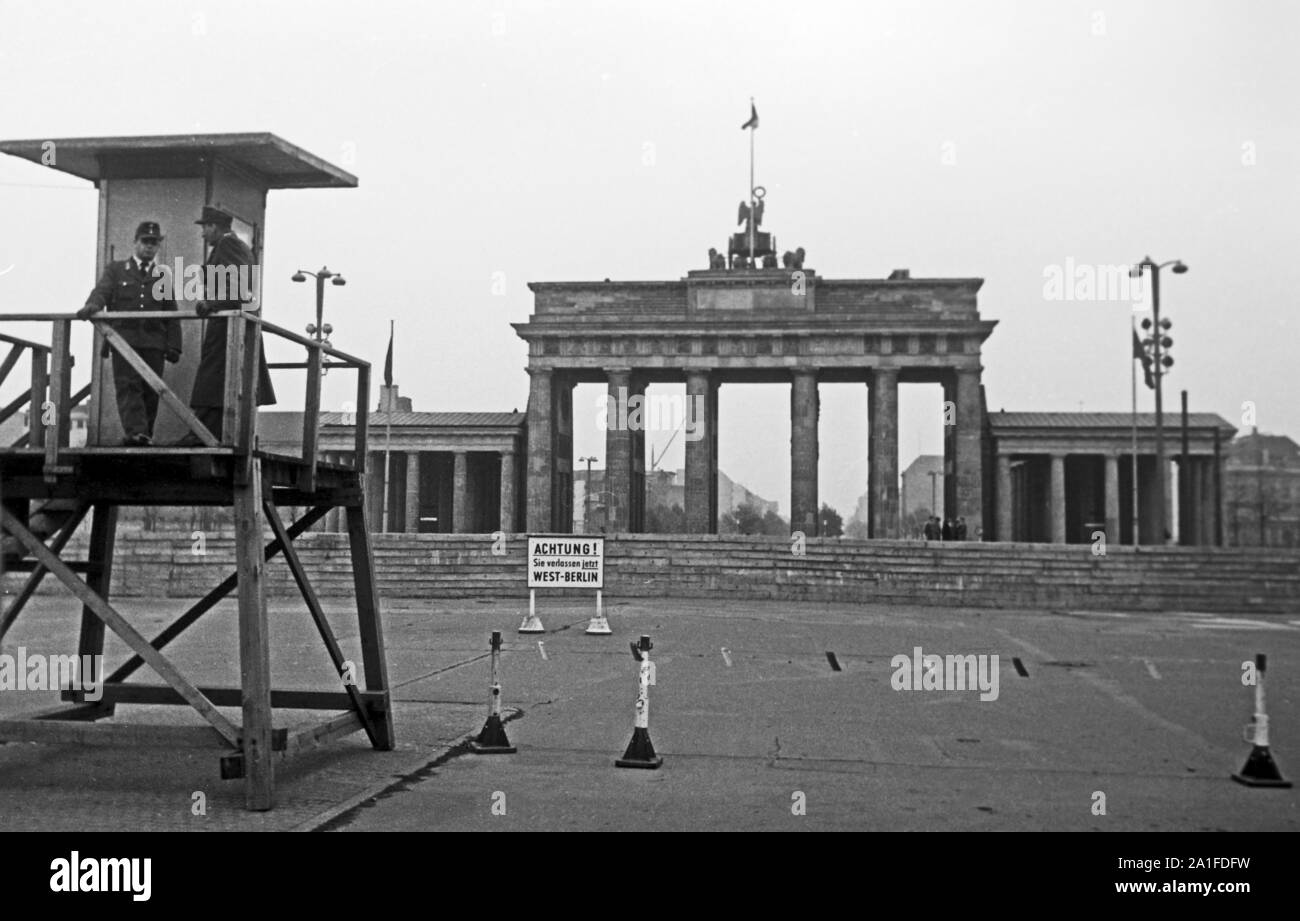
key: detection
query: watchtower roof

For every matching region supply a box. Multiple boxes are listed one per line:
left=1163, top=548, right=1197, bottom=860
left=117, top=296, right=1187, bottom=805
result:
left=0, top=132, right=356, bottom=189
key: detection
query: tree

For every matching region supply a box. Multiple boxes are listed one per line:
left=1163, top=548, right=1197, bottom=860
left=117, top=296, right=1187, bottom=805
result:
left=646, top=502, right=686, bottom=534
left=734, top=502, right=765, bottom=535
left=819, top=503, right=843, bottom=537
left=760, top=508, right=789, bottom=536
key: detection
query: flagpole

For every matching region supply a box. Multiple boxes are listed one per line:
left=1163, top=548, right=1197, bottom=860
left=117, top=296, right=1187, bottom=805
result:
left=748, top=97, right=756, bottom=265
left=382, top=319, right=393, bottom=532
left=1131, top=317, right=1140, bottom=546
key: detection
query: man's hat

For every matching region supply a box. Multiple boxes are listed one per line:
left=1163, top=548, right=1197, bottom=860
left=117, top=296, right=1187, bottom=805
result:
left=135, top=220, right=164, bottom=240
left=194, top=205, right=234, bottom=227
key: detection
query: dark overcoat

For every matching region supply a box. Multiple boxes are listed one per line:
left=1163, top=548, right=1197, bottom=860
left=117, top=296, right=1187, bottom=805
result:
left=190, top=232, right=276, bottom=408
left=83, top=257, right=182, bottom=353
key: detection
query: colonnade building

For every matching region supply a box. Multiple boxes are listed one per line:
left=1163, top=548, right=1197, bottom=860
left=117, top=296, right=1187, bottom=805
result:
left=263, top=265, right=1231, bottom=546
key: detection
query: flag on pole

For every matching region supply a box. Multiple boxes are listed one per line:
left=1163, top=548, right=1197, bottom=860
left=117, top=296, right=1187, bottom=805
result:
left=1133, top=327, right=1154, bottom=390
left=383, top=320, right=394, bottom=388
left=741, top=101, right=759, bottom=130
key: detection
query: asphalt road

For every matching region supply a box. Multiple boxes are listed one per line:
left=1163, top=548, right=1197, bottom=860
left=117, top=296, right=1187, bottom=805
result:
left=323, top=599, right=1300, bottom=832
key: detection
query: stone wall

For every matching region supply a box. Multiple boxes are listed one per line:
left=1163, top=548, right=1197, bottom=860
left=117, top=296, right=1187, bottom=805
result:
left=7, top=533, right=1299, bottom=614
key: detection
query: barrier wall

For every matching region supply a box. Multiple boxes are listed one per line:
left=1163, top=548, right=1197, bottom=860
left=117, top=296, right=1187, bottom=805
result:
left=8, top=531, right=1299, bottom=614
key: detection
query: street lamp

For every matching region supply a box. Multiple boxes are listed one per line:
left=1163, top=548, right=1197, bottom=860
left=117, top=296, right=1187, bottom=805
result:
left=293, top=266, right=346, bottom=373
left=1130, top=256, right=1188, bottom=544
left=579, top=456, right=598, bottom=531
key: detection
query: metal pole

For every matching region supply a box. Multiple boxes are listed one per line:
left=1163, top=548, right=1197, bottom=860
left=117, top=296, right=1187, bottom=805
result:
left=315, top=273, right=325, bottom=341
left=748, top=110, right=755, bottom=265
left=1151, top=265, right=1167, bottom=544
left=1180, top=389, right=1190, bottom=545
left=1131, top=317, right=1140, bottom=546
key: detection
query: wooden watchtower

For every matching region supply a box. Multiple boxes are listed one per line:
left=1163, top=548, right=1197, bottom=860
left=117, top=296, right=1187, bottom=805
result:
left=0, top=134, right=393, bottom=810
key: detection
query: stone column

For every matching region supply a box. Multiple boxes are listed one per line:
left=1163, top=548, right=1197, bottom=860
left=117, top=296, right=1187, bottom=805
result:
left=1049, top=453, right=1067, bottom=544
left=499, top=449, right=516, bottom=533
left=955, top=368, right=984, bottom=531
left=942, top=376, right=957, bottom=519
left=1104, top=454, right=1120, bottom=545
left=525, top=368, right=553, bottom=532
left=404, top=451, right=421, bottom=534
left=790, top=370, right=820, bottom=535
left=604, top=368, right=634, bottom=533
left=453, top=451, right=469, bottom=533
left=1195, top=457, right=1210, bottom=546
left=867, top=369, right=899, bottom=538
left=685, top=370, right=716, bottom=534
left=996, top=453, right=1013, bottom=542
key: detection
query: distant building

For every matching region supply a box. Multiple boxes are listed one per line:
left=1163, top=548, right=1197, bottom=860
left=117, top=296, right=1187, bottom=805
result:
left=574, top=466, right=777, bottom=533
left=1224, top=429, right=1300, bottom=548
left=901, top=455, right=944, bottom=522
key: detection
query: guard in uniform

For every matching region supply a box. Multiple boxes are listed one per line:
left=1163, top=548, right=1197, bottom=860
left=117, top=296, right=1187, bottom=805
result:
left=77, top=220, right=182, bottom=445
left=184, top=205, right=275, bottom=443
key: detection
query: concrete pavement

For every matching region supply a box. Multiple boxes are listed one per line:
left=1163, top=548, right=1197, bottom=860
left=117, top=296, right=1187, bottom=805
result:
left=1, top=594, right=1297, bottom=831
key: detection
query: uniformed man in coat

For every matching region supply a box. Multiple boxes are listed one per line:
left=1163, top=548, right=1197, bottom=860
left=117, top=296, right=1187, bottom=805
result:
left=77, top=220, right=182, bottom=445
left=183, top=205, right=276, bottom=443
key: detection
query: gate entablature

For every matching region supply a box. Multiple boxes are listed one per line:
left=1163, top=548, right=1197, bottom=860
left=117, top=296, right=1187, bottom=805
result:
left=516, top=266, right=996, bottom=540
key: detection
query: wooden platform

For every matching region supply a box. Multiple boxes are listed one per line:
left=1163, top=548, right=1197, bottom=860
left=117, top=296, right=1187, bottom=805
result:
left=0, top=311, right=394, bottom=811
left=0, top=446, right=362, bottom=506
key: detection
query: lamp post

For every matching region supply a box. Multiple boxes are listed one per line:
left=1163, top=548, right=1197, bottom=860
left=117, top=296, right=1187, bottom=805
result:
left=292, top=266, right=346, bottom=373
left=1130, top=256, right=1187, bottom=545
left=579, top=456, right=598, bottom=532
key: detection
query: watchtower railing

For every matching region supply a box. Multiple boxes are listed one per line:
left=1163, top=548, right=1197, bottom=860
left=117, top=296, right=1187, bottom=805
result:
left=0, top=312, right=371, bottom=485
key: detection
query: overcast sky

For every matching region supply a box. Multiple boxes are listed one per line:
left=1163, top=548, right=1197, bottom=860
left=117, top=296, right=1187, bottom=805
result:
left=2, top=0, right=1296, bottom=518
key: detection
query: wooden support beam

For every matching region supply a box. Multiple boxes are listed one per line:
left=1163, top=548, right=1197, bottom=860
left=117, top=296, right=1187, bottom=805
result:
left=346, top=503, right=395, bottom=750
left=262, top=499, right=381, bottom=747
left=28, top=344, right=48, bottom=449
left=66, top=683, right=389, bottom=712
left=353, top=365, right=370, bottom=477
left=299, top=341, right=322, bottom=493
left=100, top=324, right=218, bottom=447
left=76, top=504, right=117, bottom=682
left=0, top=389, right=31, bottom=428
left=0, top=342, right=22, bottom=390
left=0, top=501, right=89, bottom=642
left=0, top=506, right=240, bottom=747
left=235, top=463, right=274, bottom=809
left=43, top=319, right=71, bottom=476
left=285, top=710, right=364, bottom=756
left=221, top=712, right=364, bottom=779
left=106, top=504, right=331, bottom=683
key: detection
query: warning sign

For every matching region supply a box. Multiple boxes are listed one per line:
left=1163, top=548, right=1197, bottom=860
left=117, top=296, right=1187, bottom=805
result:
left=528, top=536, right=604, bottom=589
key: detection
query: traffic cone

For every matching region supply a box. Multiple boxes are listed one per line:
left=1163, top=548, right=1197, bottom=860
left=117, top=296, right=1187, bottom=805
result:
left=471, top=631, right=516, bottom=754
left=616, top=634, right=663, bottom=769
left=585, top=589, right=611, bottom=635
left=1232, top=654, right=1291, bottom=788
left=518, top=590, right=544, bottom=634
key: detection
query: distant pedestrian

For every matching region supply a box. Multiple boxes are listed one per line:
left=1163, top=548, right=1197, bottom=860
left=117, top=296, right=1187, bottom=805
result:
left=955, top=517, right=968, bottom=541
left=923, top=517, right=941, bottom=541
left=942, top=518, right=954, bottom=541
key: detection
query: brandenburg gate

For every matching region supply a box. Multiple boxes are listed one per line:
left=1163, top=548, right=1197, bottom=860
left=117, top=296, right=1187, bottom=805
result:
left=514, top=208, right=997, bottom=537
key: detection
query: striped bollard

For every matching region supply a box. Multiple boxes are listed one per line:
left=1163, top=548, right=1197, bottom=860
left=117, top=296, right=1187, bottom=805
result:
left=471, top=631, right=516, bottom=754
left=616, top=634, right=662, bottom=769
left=1232, top=653, right=1290, bottom=787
